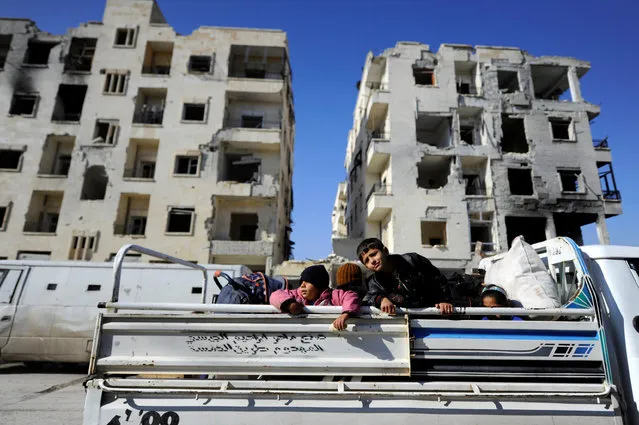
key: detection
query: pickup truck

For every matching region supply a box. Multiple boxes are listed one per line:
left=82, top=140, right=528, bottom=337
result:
left=82, top=237, right=639, bottom=425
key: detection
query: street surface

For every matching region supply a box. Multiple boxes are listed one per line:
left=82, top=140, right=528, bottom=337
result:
left=0, top=363, right=86, bottom=425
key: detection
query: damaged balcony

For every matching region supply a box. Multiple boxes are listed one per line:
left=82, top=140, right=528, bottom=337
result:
left=366, top=183, right=392, bottom=221
left=417, top=155, right=453, bottom=190
left=123, top=139, right=158, bottom=180
left=37, top=135, right=74, bottom=177
left=23, top=191, right=63, bottom=234
left=210, top=205, right=275, bottom=259
left=462, top=157, right=490, bottom=196
left=216, top=152, right=278, bottom=198
left=219, top=94, right=282, bottom=146
left=113, top=194, right=150, bottom=236
left=133, top=88, right=166, bottom=125
left=598, top=162, right=622, bottom=216
left=64, top=37, right=97, bottom=72
left=227, top=45, right=287, bottom=94
left=593, top=137, right=612, bottom=163
left=416, top=114, right=451, bottom=148
left=141, top=41, right=173, bottom=76
left=455, top=61, right=478, bottom=95
left=458, top=107, right=483, bottom=146
left=531, top=64, right=586, bottom=102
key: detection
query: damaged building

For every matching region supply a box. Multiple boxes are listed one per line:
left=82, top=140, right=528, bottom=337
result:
left=333, top=42, right=621, bottom=270
left=0, top=0, right=294, bottom=272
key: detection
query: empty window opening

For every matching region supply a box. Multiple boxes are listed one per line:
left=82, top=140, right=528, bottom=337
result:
left=531, top=65, right=572, bottom=101
left=0, top=150, right=23, bottom=170
left=553, top=213, right=596, bottom=246
left=103, top=72, right=127, bottom=94
left=0, top=35, right=13, bottom=69
left=241, top=114, right=264, bottom=129
left=142, top=41, right=173, bottom=75
left=550, top=118, right=572, bottom=141
left=23, top=40, right=56, bottom=65
left=462, top=156, right=489, bottom=196
left=508, top=168, right=534, bottom=195
left=413, top=67, right=435, bottom=86
left=133, top=88, right=166, bottom=125
left=9, top=93, right=38, bottom=116
left=229, top=45, right=286, bottom=79
left=224, top=154, right=261, bottom=183
left=182, top=103, right=206, bottom=122
left=81, top=165, right=108, bottom=200
left=505, top=216, right=547, bottom=247
left=558, top=169, right=582, bottom=193
left=174, top=155, right=199, bottom=175
left=114, top=28, right=136, bottom=47
left=455, top=61, right=477, bottom=95
left=23, top=191, right=63, bottom=233
left=460, top=125, right=475, bottom=145
left=230, top=213, right=258, bottom=241
left=188, top=55, right=213, bottom=73
left=501, top=115, right=528, bottom=153
left=416, top=114, right=451, bottom=148
left=420, top=221, right=446, bottom=246
left=459, top=108, right=483, bottom=146
left=65, top=37, right=97, bottom=72
left=46, top=283, right=57, bottom=290
left=166, top=207, right=195, bottom=233
left=416, top=155, right=451, bottom=189
left=0, top=205, right=8, bottom=230
left=191, top=287, right=202, bottom=294
left=51, top=84, right=87, bottom=121
left=598, top=162, right=621, bottom=201
left=93, top=120, right=119, bottom=144
left=115, top=194, right=149, bottom=236
left=497, top=70, right=519, bottom=93
left=69, top=234, right=97, bottom=260
left=464, top=175, right=485, bottom=196
left=38, top=137, right=74, bottom=175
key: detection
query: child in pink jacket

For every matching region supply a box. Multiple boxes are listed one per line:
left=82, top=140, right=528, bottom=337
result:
left=270, top=265, right=360, bottom=331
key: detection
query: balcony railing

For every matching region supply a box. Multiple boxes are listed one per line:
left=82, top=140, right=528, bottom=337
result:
left=228, top=70, right=284, bottom=80
left=123, top=167, right=155, bottom=179
left=366, top=183, right=392, bottom=203
left=52, top=112, right=81, bottom=122
left=224, top=119, right=281, bottom=130
left=593, top=138, right=609, bottom=149
left=142, top=65, right=171, bottom=75
left=465, top=179, right=487, bottom=196
left=133, top=107, right=164, bottom=125
left=602, top=190, right=621, bottom=201
left=23, top=221, right=57, bottom=233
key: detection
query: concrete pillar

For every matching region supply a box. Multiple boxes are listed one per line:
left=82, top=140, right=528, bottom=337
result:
left=596, top=213, right=611, bottom=245
left=567, top=67, right=583, bottom=102
left=265, top=255, right=273, bottom=275
left=545, top=215, right=557, bottom=240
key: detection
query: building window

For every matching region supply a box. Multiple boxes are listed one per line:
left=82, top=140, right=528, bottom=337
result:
left=23, top=40, right=56, bottom=66
left=0, top=34, right=12, bottom=69
left=188, top=55, right=213, bottom=73
left=550, top=118, right=573, bottom=141
left=230, top=213, right=258, bottom=241
left=470, top=212, right=494, bottom=253
left=420, top=221, right=446, bottom=246
left=93, top=120, right=119, bottom=145
left=174, top=155, right=199, bottom=176
left=497, top=70, right=519, bottom=93
left=68, top=233, right=98, bottom=261
left=0, top=204, right=9, bottom=231
left=139, top=161, right=156, bottom=179
left=166, top=207, right=195, bottom=234
left=501, top=115, right=528, bottom=153
left=558, top=169, right=582, bottom=193
left=182, top=103, right=206, bottom=122
left=413, top=67, right=435, bottom=86
left=0, top=150, right=24, bottom=171
left=127, top=216, right=147, bottom=235
left=114, top=28, right=137, bottom=47
left=508, top=168, right=534, bottom=195
left=65, top=38, right=97, bottom=72
left=8, top=93, right=38, bottom=117
left=103, top=72, right=128, bottom=95
left=222, top=154, right=261, bottom=183
left=80, top=165, right=108, bottom=200
left=52, top=84, right=87, bottom=122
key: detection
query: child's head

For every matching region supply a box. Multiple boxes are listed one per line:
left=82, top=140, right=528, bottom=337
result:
left=356, top=238, right=389, bottom=272
left=299, top=265, right=329, bottom=302
left=336, top=263, right=363, bottom=288
left=481, top=285, right=509, bottom=308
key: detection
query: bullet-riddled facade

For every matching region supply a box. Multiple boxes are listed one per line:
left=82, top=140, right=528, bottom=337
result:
left=333, top=42, right=621, bottom=270
left=0, top=0, right=294, bottom=272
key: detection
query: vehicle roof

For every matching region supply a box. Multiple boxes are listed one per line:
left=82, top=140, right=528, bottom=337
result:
left=581, top=245, right=639, bottom=260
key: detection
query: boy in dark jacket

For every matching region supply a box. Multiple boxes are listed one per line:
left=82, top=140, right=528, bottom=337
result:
left=357, top=238, right=454, bottom=315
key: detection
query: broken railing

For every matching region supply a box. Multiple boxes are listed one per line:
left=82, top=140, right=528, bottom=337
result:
left=593, top=137, right=609, bottom=149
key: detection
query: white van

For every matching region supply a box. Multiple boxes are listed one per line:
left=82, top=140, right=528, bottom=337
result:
left=0, top=251, right=249, bottom=364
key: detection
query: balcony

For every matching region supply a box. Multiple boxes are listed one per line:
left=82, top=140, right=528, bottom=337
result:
left=133, top=106, right=164, bottom=125
left=209, top=240, right=274, bottom=257
left=23, top=191, right=63, bottom=234
left=141, top=41, right=173, bottom=76
left=23, top=220, right=58, bottom=234
left=366, top=135, right=390, bottom=173
left=366, top=184, right=392, bottom=221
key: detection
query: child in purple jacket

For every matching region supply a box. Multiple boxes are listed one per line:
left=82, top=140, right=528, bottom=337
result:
left=270, top=265, right=361, bottom=331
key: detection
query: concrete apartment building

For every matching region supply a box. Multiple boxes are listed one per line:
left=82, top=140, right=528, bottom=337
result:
left=0, top=0, right=294, bottom=272
left=333, top=42, right=622, bottom=270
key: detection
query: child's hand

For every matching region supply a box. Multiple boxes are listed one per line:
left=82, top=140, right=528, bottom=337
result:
left=287, top=301, right=304, bottom=315
left=435, top=302, right=454, bottom=315
left=380, top=297, right=396, bottom=315
left=332, top=313, right=350, bottom=331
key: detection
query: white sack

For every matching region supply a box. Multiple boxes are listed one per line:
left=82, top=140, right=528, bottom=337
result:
left=484, top=236, right=561, bottom=309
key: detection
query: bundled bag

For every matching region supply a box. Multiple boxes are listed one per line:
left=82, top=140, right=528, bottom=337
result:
left=446, top=272, right=484, bottom=307
left=215, top=271, right=288, bottom=304
left=484, top=236, right=561, bottom=309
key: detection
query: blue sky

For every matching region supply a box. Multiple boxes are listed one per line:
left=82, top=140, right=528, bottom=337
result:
left=4, top=0, right=638, bottom=260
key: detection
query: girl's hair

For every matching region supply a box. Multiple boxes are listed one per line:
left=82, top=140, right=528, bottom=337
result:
left=481, top=285, right=509, bottom=306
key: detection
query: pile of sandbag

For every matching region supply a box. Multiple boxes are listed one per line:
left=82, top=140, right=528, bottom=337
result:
left=484, top=236, right=561, bottom=309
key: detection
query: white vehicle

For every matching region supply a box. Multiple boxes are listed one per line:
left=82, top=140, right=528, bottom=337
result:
left=82, top=237, right=639, bottom=425
left=0, top=245, right=249, bottom=364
